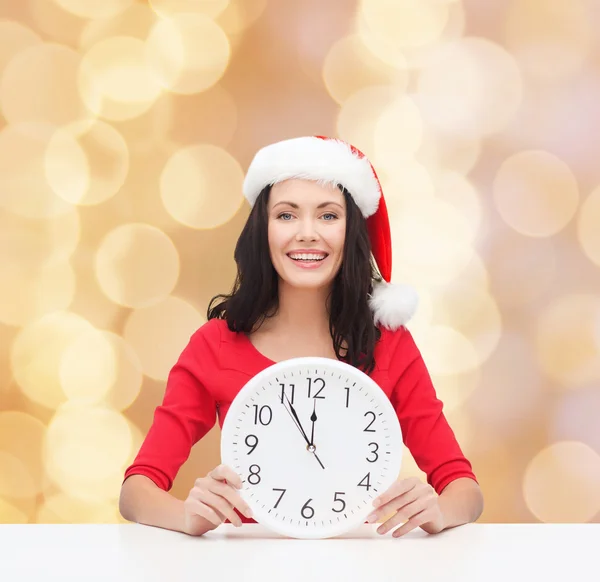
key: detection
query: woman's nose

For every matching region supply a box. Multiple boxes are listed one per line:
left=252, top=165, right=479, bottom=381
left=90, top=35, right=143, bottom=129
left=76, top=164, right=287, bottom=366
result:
left=295, top=218, right=319, bottom=240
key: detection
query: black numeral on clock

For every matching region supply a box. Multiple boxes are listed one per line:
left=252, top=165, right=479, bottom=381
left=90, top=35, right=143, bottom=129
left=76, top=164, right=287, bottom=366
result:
left=358, top=472, right=371, bottom=491
left=273, top=488, right=286, bottom=508
left=366, top=442, right=379, bottom=463
left=332, top=492, right=346, bottom=513
left=344, top=387, right=350, bottom=408
left=301, top=499, right=315, bottom=519
left=253, top=405, right=272, bottom=425
left=248, top=464, right=261, bottom=485
left=364, top=411, right=376, bottom=432
left=279, top=383, right=295, bottom=405
left=245, top=434, right=258, bottom=455
left=307, top=377, right=325, bottom=399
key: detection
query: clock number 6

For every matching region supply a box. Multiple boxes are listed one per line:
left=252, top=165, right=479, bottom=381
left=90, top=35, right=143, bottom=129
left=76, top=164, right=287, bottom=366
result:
left=301, top=499, right=315, bottom=519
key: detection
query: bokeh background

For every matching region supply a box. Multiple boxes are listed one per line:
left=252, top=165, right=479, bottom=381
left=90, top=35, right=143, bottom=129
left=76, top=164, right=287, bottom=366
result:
left=1, top=0, right=600, bottom=526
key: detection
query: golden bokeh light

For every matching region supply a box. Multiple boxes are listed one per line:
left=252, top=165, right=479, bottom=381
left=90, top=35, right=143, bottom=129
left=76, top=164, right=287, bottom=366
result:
left=53, top=0, right=134, bottom=20
left=337, top=85, right=396, bottom=158
left=44, top=119, right=130, bottom=206
left=0, top=20, right=41, bottom=78
left=0, top=499, right=29, bottom=524
left=0, top=123, right=74, bottom=219
left=435, top=172, right=482, bottom=231
left=0, top=411, right=47, bottom=497
left=0, top=43, right=89, bottom=126
left=373, top=96, right=424, bottom=166
left=60, top=329, right=143, bottom=411
left=577, top=185, right=600, bottom=268
left=79, top=36, right=163, bottom=121
left=493, top=150, right=579, bottom=237
left=418, top=325, right=480, bottom=376
left=322, top=35, right=408, bottom=106
left=434, top=284, right=502, bottom=366
left=95, top=223, right=180, bottom=309
left=359, top=0, right=450, bottom=50
left=44, top=403, right=133, bottom=500
left=145, top=13, right=231, bottom=95
left=79, top=2, right=158, bottom=48
left=416, top=37, right=522, bottom=137
left=37, top=493, right=122, bottom=524
left=123, top=296, right=204, bottom=381
left=28, top=0, right=88, bottom=47
left=216, top=0, right=267, bottom=36
left=430, top=367, right=482, bottom=414
left=149, top=0, right=230, bottom=18
left=523, top=441, right=600, bottom=523
left=160, top=144, right=245, bottom=229
left=389, top=196, right=476, bottom=287
left=10, top=312, right=95, bottom=409
left=534, top=294, right=600, bottom=389
left=505, top=0, right=592, bottom=82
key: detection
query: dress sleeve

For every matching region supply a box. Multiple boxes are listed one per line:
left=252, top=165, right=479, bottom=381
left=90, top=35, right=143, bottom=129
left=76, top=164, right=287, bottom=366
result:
left=389, top=330, right=478, bottom=495
left=123, top=330, right=217, bottom=491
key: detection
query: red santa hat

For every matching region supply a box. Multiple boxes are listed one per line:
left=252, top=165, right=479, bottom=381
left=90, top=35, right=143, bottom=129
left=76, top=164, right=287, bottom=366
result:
left=242, top=135, right=418, bottom=330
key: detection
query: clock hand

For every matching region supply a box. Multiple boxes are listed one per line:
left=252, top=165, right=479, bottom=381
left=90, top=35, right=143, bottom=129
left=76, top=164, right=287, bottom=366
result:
left=282, top=394, right=326, bottom=470
left=309, top=399, right=317, bottom=447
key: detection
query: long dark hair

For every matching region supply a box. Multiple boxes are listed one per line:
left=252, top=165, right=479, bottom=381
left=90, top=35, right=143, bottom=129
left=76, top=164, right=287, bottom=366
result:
left=207, top=185, right=383, bottom=374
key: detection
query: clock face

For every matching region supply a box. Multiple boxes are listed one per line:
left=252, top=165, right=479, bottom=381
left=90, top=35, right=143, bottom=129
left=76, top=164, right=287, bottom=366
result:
left=220, top=357, right=403, bottom=539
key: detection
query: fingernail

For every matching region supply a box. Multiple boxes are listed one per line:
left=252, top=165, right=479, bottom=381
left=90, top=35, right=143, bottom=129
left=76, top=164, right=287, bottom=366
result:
left=372, top=498, right=381, bottom=507
left=377, top=525, right=386, bottom=535
left=366, top=513, right=377, bottom=523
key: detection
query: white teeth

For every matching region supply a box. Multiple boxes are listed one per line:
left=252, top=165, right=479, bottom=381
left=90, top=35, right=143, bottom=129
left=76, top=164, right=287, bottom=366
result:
left=288, top=253, right=327, bottom=261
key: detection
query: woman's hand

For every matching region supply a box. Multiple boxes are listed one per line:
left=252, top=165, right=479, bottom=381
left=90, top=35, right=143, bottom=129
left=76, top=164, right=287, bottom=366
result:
left=366, top=477, right=445, bottom=538
left=183, top=464, right=253, bottom=535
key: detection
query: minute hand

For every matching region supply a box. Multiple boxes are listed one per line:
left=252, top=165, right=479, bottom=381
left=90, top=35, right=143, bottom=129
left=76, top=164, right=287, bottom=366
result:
left=283, top=393, right=311, bottom=446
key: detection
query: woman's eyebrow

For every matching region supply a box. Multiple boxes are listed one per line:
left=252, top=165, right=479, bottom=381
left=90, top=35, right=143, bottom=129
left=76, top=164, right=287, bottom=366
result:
left=272, top=201, right=344, bottom=210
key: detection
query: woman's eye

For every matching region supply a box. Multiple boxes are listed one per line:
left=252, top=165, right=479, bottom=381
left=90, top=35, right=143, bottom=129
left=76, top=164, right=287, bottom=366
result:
left=278, top=212, right=293, bottom=220
left=323, top=213, right=338, bottom=220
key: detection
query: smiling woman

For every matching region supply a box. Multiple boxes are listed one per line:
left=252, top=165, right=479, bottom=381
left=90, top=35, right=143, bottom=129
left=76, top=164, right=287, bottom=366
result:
left=119, top=136, right=481, bottom=539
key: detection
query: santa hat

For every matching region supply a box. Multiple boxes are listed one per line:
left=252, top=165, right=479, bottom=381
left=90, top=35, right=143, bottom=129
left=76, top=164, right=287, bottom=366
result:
left=242, top=135, right=418, bottom=330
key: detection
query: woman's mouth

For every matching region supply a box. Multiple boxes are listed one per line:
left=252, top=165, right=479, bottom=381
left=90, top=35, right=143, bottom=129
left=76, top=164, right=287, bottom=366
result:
left=287, top=252, right=329, bottom=269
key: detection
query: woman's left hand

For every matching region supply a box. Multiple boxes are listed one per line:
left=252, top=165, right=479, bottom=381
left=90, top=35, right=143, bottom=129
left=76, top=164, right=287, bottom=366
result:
left=366, top=477, right=445, bottom=538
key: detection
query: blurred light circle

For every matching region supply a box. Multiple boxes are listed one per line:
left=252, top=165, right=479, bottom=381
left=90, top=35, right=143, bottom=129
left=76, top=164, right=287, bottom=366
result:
left=418, top=325, right=480, bottom=375
left=337, top=85, right=396, bottom=157
left=493, top=150, right=579, bottom=237
left=322, top=34, right=408, bottom=106
left=359, top=0, right=449, bottom=50
left=535, top=294, right=600, bottom=389
left=44, top=120, right=129, bottom=206
left=434, top=284, right=502, bottom=366
left=53, top=0, right=134, bottom=19
left=523, top=441, right=600, bottom=522
left=505, top=0, right=592, bottom=82
left=0, top=123, right=74, bottom=219
left=389, top=196, right=476, bottom=287
left=29, top=0, right=88, bottom=47
left=95, top=223, right=180, bottom=309
left=123, top=296, right=204, bottom=381
left=486, top=230, right=556, bottom=308
left=37, top=492, right=121, bottom=523
left=0, top=20, right=42, bottom=77
left=216, top=0, right=268, bottom=36
left=79, top=36, right=163, bottom=121
left=417, top=132, right=482, bottom=176
left=435, top=172, right=482, bottom=232
left=145, top=13, right=231, bottom=95
left=416, top=37, right=522, bottom=137
left=44, top=403, right=132, bottom=500
left=0, top=452, right=36, bottom=499
left=0, top=43, right=89, bottom=126
left=79, top=2, right=157, bottom=48
left=160, top=144, right=244, bottom=229
left=577, top=185, right=600, bottom=268
left=0, top=411, right=47, bottom=497
left=11, top=312, right=95, bottom=409
left=60, top=329, right=143, bottom=411
left=149, top=0, right=230, bottom=18
left=374, top=96, right=423, bottom=165
left=430, top=367, right=481, bottom=414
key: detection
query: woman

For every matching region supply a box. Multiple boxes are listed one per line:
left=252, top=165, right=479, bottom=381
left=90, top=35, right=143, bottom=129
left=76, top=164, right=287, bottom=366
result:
left=119, top=136, right=484, bottom=538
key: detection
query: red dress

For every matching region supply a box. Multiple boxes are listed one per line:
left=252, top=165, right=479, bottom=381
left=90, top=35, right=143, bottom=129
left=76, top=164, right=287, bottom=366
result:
left=123, top=318, right=478, bottom=523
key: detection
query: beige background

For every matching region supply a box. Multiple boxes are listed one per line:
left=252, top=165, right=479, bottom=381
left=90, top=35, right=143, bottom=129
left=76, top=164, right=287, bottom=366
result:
left=1, top=0, right=600, bottom=526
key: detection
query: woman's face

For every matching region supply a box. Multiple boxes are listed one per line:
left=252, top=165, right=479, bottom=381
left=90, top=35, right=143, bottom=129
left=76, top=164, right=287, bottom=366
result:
left=267, top=179, right=347, bottom=291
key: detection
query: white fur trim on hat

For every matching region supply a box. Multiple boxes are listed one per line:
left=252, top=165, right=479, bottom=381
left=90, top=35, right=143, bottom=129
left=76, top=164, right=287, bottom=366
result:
left=243, top=136, right=381, bottom=218
left=368, top=281, right=418, bottom=330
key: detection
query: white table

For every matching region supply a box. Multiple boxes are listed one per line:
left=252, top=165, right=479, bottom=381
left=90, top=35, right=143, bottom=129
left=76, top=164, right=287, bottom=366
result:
left=1, top=523, right=599, bottom=581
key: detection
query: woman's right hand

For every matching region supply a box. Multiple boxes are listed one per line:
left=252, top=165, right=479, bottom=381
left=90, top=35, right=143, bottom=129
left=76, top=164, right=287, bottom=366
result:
left=183, top=464, right=253, bottom=535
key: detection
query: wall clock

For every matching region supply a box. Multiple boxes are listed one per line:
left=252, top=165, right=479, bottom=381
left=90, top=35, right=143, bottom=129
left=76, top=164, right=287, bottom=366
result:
left=220, top=357, right=403, bottom=539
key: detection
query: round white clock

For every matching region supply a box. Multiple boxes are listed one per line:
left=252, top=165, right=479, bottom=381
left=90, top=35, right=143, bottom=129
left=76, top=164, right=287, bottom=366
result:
left=220, top=357, right=403, bottom=539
